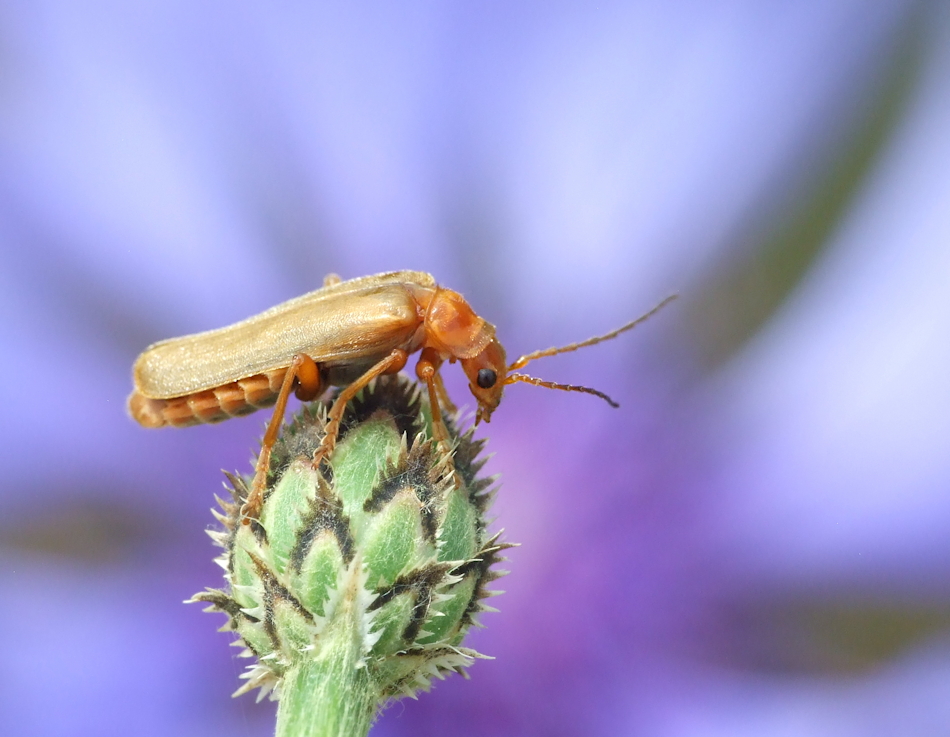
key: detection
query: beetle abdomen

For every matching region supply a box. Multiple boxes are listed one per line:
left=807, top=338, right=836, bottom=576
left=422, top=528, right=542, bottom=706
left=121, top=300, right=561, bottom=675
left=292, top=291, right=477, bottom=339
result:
left=128, top=369, right=288, bottom=428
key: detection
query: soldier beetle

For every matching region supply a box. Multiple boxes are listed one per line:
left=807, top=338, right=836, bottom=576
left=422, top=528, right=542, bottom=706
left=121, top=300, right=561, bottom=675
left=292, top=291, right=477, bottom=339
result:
left=129, top=270, right=675, bottom=519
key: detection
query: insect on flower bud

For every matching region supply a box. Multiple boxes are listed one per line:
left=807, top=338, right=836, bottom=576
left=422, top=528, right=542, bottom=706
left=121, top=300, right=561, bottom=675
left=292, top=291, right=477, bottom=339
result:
left=190, top=374, right=514, bottom=737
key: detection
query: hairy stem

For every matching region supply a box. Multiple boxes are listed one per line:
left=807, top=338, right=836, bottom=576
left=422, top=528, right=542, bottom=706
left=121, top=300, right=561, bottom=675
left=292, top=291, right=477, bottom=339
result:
left=275, top=583, right=377, bottom=737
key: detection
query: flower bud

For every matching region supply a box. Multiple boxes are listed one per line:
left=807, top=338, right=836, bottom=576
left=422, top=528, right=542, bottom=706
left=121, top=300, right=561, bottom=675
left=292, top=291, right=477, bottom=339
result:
left=191, top=375, right=512, bottom=736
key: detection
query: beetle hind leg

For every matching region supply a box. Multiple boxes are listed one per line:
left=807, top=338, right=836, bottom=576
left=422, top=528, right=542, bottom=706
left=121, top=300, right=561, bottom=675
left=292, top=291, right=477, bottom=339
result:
left=241, top=354, right=321, bottom=522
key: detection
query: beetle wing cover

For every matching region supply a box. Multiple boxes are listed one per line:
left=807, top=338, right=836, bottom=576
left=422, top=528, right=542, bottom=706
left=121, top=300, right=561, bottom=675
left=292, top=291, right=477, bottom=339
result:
left=134, top=271, right=434, bottom=398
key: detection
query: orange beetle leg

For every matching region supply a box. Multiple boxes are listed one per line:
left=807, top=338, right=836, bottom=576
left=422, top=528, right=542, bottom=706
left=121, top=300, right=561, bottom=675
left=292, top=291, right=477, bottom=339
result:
left=433, top=370, right=456, bottom=416
left=312, top=348, right=409, bottom=469
left=416, top=347, right=451, bottom=445
left=293, top=353, right=323, bottom=402
left=242, top=354, right=314, bottom=522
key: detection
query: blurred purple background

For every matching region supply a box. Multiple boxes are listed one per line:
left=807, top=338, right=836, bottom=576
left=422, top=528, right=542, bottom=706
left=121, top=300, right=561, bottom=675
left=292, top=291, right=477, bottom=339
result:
left=2, top=1, right=949, bottom=735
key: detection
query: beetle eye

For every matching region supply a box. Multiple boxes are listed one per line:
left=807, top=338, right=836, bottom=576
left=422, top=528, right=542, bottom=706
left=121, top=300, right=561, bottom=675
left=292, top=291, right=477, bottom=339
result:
left=476, top=368, right=497, bottom=389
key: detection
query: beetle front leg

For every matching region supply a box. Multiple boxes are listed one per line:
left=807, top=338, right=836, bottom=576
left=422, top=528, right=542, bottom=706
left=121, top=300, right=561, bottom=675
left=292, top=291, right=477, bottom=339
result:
left=416, top=348, right=465, bottom=488
left=242, top=353, right=321, bottom=522
left=416, top=348, right=450, bottom=446
left=311, top=348, right=409, bottom=469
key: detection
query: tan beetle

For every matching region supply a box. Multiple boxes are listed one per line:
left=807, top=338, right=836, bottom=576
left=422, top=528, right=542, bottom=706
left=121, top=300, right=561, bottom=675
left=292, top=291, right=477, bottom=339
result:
left=129, top=270, right=675, bottom=519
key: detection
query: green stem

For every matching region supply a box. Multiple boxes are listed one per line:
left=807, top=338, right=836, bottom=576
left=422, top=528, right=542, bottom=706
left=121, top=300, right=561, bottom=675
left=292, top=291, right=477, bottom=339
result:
left=274, top=601, right=378, bottom=737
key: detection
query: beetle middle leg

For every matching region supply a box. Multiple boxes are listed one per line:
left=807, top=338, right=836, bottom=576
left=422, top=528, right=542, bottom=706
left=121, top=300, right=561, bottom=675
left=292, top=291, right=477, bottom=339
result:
left=241, top=353, right=323, bottom=522
left=311, top=348, right=410, bottom=469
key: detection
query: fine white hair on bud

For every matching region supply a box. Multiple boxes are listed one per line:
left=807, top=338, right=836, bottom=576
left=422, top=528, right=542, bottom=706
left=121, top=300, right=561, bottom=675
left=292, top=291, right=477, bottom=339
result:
left=190, top=375, right=514, bottom=737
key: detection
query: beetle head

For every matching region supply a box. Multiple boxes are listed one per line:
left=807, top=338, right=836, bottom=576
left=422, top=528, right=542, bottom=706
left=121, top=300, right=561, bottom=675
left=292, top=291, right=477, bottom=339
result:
left=427, top=289, right=676, bottom=426
left=425, top=286, right=506, bottom=422
left=459, top=338, right=508, bottom=424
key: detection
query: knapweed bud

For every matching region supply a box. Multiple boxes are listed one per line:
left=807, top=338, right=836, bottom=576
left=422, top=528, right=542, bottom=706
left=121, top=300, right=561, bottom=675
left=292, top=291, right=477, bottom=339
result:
left=191, top=375, right=512, bottom=737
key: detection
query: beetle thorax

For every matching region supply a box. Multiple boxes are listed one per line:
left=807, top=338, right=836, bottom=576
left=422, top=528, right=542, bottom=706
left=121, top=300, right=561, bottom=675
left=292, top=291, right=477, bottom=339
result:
left=423, top=288, right=493, bottom=360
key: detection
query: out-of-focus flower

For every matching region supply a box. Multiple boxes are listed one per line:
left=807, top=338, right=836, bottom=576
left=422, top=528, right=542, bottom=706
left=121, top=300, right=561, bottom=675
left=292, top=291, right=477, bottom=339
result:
left=1, top=2, right=948, bottom=736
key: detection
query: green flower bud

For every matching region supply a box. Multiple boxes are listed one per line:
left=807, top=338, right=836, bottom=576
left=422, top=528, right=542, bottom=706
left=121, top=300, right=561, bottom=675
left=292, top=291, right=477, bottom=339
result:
left=191, top=375, right=513, bottom=737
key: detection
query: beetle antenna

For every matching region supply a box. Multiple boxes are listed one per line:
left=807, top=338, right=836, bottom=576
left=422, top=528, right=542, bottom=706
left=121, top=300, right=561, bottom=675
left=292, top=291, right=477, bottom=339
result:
left=507, top=293, right=677, bottom=372
left=505, top=372, right=620, bottom=407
